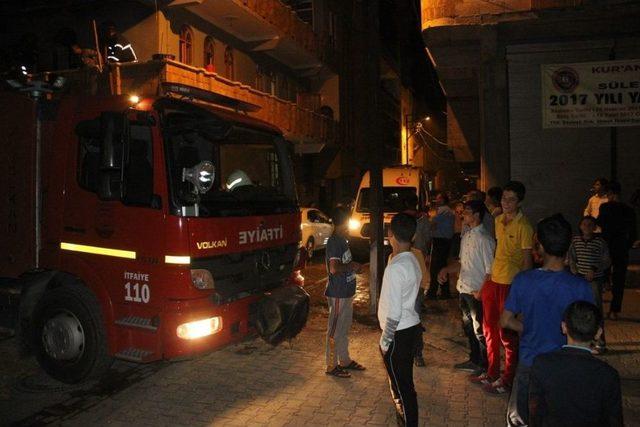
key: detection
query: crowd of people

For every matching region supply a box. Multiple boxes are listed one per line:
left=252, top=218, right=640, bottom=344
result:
left=323, top=178, right=637, bottom=426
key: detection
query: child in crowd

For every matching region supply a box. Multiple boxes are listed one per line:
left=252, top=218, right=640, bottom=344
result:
left=472, top=181, right=533, bottom=395
left=398, top=194, right=430, bottom=367
left=501, top=214, right=594, bottom=426
left=379, top=213, right=422, bottom=426
left=529, top=301, right=623, bottom=427
left=324, top=207, right=364, bottom=378
left=438, top=200, right=495, bottom=374
left=568, top=216, right=610, bottom=353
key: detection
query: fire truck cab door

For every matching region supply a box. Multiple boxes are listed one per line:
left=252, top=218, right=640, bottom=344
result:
left=61, top=109, right=167, bottom=310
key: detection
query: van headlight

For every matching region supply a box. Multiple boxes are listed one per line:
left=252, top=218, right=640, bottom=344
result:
left=348, top=218, right=361, bottom=231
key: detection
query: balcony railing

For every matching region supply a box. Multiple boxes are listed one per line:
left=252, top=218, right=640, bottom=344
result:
left=422, top=0, right=589, bottom=28
left=242, top=0, right=319, bottom=58
left=40, top=60, right=336, bottom=147
left=99, top=60, right=334, bottom=146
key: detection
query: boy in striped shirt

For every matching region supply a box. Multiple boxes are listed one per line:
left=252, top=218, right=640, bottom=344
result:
left=568, top=216, right=610, bottom=353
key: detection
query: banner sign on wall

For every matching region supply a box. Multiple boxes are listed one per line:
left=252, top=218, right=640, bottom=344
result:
left=542, top=59, right=640, bottom=128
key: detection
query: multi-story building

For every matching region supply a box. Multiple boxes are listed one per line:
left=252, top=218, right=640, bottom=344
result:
left=0, top=0, right=340, bottom=206
left=329, top=0, right=460, bottom=206
left=421, top=0, right=640, bottom=224
left=1, top=0, right=460, bottom=209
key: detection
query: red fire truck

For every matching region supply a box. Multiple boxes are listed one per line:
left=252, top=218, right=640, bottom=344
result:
left=0, top=78, right=309, bottom=383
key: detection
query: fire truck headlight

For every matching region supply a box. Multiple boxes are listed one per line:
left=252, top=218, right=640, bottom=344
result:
left=190, top=269, right=215, bottom=290
left=176, top=317, right=222, bottom=340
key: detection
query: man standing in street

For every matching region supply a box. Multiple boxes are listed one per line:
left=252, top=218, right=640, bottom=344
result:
left=399, top=194, right=430, bottom=367
left=379, top=213, right=422, bottom=426
left=325, top=207, right=364, bottom=378
left=427, top=192, right=455, bottom=299
left=470, top=181, right=533, bottom=395
left=584, top=177, right=609, bottom=219
left=528, top=301, right=623, bottom=427
left=598, top=181, right=638, bottom=319
left=501, top=214, right=594, bottom=426
left=438, top=200, right=495, bottom=374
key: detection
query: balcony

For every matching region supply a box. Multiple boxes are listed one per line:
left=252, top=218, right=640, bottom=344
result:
left=161, top=0, right=330, bottom=74
left=421, top=0, right=595, bottom=29
left=42, top=60, right=336, bottom=150
left=106, top=60, right=336, bottom=148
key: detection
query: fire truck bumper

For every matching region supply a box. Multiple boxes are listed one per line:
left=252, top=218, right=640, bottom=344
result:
left=161, top=285, right=309, bottom=359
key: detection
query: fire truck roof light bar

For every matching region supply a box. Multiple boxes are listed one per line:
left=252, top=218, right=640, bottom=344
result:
left=60, top=242, right=136, bottom=259
left=165, top=255, right=191, bottom=264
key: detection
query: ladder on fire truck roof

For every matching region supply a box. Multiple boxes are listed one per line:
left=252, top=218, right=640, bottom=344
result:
left=160, top=82, right=262, bottom=113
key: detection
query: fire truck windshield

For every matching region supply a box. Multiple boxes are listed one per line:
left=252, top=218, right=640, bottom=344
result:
left=163, top=109, right=296, bottom=217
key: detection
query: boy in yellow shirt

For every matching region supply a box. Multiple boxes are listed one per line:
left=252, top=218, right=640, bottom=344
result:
left=469, top=181, right=533, bottom=395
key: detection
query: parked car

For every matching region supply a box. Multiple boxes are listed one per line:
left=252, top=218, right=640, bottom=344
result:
left=300, top=208, right=334, bottom=258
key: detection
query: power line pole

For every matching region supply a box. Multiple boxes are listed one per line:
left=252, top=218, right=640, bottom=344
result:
left=364, top=0, right=383, bottom=316
left=339, top=0, right=383, bottom=316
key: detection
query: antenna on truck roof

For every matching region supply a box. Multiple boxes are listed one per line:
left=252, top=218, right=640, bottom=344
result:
left=4, top=78, right=64, bottom=269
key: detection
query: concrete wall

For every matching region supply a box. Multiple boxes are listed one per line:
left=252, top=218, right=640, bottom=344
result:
left=507, top=39, right=640, bottom=226
left=421, top=0, right=597, bottom=27
left=422, top=0, right=532, bottom=23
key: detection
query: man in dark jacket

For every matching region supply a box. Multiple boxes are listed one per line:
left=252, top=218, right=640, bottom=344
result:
left=597, top=181, right=637, bottom=319
left=529, top=301, right=622, bottom=427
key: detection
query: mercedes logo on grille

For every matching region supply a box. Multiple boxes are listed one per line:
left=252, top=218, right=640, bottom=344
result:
left=256, top=251, right=271, bottom=271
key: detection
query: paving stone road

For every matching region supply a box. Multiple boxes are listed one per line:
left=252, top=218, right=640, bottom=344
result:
left=1, top=256, right=639, bottom=426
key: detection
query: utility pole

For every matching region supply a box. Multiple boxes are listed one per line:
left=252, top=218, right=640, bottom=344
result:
left=339, top=0, right=383, bottom=315
left=364, top=0, right=383, bottom=316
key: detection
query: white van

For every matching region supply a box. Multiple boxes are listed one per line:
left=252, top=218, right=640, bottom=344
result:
left=348, top=166, right=429, bottom=256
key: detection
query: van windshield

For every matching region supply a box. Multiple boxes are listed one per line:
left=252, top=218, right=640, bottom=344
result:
left=356, top=187, right=417, bottom=213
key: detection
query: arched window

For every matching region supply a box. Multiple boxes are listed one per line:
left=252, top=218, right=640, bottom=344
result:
left=204, top=37, right=215, bottom=71
left=224, top=45, right=234, bottom=80
left=179, top=26, right=193, bottom=65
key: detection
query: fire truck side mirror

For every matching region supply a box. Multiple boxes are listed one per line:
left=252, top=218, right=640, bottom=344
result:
left=100, top=112, right=126, bottom=170
left=98, top=112, right=127, bottom=200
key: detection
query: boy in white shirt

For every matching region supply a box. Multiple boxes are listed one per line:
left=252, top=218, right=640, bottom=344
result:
left=379, top=213, right=422, bottom=427
left=438, top=200, right=495, bottom=373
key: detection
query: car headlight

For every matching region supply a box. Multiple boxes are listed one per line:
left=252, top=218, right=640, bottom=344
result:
left=190, top=269, right=215, bottom=290
left=348, top=218, right=361, bottom=231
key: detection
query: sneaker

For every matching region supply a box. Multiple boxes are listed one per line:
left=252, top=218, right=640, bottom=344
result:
left=414, top=355, right=425, bottom=367
left=482, top=378, right=511, bottom=395
left=453, top=360, right=480, bottom=372
left=469, top=372, right=495, bottom=386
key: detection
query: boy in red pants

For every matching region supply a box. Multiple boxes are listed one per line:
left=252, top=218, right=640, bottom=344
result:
left=469, top=181, right=533, bottom=395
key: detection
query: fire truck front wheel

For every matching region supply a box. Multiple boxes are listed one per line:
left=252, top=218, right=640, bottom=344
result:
left=33, top=284, right=113, bottom=384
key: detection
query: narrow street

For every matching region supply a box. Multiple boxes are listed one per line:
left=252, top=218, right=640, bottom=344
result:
left=2, top=253, right=640, bottom=426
